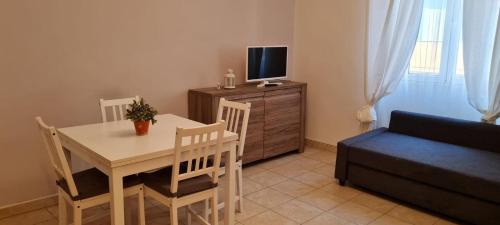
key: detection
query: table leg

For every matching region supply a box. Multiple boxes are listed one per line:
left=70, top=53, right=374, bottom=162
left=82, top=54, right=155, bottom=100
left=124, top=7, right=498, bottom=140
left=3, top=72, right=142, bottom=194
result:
left=110, top=171, right=125, bottom=225
left=224, top=141, right=236, bottom=225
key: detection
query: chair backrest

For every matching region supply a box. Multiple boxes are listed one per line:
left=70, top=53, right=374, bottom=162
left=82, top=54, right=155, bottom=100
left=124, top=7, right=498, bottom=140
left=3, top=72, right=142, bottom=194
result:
left=35, top=117, right=78, bottom=197
left=216, top=98, right=251, bottom=158
left=99, top=96, right=140, bottom=122
left=170, top=121, right=226, bottom=195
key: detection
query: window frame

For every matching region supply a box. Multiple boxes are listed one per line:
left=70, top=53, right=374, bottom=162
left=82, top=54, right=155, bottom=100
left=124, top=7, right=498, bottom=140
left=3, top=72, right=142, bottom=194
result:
left=407, top=0, right=464, bottom=84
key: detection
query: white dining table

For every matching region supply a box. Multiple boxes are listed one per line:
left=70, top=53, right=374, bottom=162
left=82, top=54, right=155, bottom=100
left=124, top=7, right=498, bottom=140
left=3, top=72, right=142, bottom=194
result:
left=57, top=114, right=238, bottom=225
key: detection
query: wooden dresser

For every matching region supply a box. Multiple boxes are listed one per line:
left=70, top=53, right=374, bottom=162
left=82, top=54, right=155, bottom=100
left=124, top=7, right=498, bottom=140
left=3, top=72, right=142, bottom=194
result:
left=188, top=81, right=307, bottom=164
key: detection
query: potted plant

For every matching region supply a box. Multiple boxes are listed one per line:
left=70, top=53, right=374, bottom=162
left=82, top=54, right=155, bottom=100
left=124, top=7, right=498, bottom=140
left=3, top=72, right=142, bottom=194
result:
left=126, top=98, right=158, bottom=136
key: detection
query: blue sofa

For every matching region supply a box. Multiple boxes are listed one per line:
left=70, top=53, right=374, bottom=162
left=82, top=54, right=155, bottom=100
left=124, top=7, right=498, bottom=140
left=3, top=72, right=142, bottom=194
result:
left=335, top=111, right=500, bottom=225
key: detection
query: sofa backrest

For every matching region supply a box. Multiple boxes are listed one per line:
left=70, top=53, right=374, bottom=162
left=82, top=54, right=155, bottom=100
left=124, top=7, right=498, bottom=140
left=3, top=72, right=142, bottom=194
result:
left=388, top=110, right=500, bottom=153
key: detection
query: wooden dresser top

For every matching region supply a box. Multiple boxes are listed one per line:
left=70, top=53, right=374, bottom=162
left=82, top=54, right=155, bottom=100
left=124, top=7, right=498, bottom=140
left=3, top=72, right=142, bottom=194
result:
left=189, top=80, right=306, bottom=97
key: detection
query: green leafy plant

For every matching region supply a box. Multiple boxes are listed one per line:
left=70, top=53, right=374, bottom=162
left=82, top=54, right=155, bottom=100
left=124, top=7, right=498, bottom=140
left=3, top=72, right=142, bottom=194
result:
left=126, top=98, right=158, bottom=124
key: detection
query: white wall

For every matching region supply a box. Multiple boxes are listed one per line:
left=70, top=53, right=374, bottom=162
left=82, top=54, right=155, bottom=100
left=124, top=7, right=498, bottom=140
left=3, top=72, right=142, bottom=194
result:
left=0, top=0, right=295, bottom=207
left=1, top=0, right=374, bottom=207
left=294, top=0, right=368, bottom=145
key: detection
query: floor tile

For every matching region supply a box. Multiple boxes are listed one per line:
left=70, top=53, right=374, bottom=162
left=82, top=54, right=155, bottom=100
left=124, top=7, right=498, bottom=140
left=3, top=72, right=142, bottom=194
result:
left=269, top=163, right=311, bottom=178
left=245, top=188, right=293, bottom=208
left=328, top=202, right=382, bottom=225
left=320, top=184, right=361, bottom=200
left=85, top=216, right=111, bottom=225
left=287, top=157, right=326, bottom=170
left=145, top=205, right=170, bottom=224
left=270, top=180, right=315, bottom=197
left=304, top=151, right=337, bottom=164
left=253, top=155, right=297, bottom=170
left=293, top=171, right=333, bottom=188
left=242, top=179, right=266, bottom=196
left=271, top=199, right=323, bottom=223
left=240, top=211, right=298, bottom=225
left=350, top=193, right=397, bottom=213
left=302, top=212, right=354, bottom=225
left=82, top=205, right=111, bottom=223
left=311, top=164, right=335, bottom=177
left=297, top=190, right=347, bottom=211
left=370, top=215, right=413, bottom=225
left=387, top=205, right=439, bottom=225
left=242, top=166, right=267, bottom=178
left=0, top=209, right=54, bottom=225
left=247, top=171, right=288, bottom=187
left=46, top=206, right=58, bottom=218
left=235, top=199, right=267, bottom=222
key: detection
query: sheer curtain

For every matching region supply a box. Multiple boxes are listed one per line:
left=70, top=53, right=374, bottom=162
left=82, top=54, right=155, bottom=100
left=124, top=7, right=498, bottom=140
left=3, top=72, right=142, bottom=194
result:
left=358, top=0, right=424, bottom=125
left=462, top=0, right=500, bottom=123
left=376, top=75, right=483, bottom=127
left=376, top=0, right=492, bottom=127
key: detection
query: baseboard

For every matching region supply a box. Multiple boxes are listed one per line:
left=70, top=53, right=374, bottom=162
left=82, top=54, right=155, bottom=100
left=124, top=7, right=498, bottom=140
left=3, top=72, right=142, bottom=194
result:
left=0, top=194, right=58, bottom=220
left=305, top=138, right=337, bottom=152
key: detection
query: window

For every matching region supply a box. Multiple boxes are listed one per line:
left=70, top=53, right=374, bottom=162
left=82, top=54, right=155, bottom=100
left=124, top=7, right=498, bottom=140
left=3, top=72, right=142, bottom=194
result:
left=408, top=0, right=464, bottom=79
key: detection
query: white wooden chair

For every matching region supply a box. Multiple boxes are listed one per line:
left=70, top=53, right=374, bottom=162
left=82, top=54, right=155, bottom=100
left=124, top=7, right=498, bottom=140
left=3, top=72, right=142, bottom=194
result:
left=35, top=117, right=145, bottom=225
left=194, top=98, right=251, bottom=222
left=99, top=96, right=140, bottom=122
left=141, top=122, right=226, bottom=225
left=212, top=98, right=251, bottom=213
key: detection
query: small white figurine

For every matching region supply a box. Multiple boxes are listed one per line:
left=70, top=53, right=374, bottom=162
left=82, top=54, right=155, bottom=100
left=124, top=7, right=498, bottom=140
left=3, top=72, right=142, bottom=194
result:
left=224, top=69, right=236, bottom=89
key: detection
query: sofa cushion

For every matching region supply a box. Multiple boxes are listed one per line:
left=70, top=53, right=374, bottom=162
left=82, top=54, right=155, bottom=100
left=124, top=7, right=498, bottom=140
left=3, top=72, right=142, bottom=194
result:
left=348, top=132, right=500, bottom=204
left=389, top=110, right=500, bottom=153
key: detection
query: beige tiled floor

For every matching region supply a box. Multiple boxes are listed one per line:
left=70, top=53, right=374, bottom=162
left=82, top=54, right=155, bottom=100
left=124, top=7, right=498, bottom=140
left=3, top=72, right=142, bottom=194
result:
left=0, top=147, right=460, bottom=225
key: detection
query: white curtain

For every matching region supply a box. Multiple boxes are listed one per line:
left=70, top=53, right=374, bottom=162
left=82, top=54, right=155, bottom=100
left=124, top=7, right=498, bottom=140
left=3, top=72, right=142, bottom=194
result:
left=376, top=0, right=484, bottom=127
left=376, top=75, right=483, bottom=127
left=462, top=0, right=500, bottom=123
left=358, top=0, right=424, bottom=123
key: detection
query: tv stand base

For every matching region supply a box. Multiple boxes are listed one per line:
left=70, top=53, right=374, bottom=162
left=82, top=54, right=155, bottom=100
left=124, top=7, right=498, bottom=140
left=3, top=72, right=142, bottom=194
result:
left=257, top=80, right=283, bottom=88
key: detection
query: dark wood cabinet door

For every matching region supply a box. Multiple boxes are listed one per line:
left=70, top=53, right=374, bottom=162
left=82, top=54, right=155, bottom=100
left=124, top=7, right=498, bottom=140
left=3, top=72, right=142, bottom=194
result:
left=236, top=97, right=265, bottom=163
left=263, top=89, right=301, bottom=158
left=189, top=81, right=306, bottom=164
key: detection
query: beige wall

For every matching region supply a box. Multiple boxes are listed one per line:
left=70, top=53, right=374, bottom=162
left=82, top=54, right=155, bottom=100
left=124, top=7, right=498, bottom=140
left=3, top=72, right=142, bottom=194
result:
left=294, top=0, right=367, bottom=145
left=0, top=0, right=295, bottom=207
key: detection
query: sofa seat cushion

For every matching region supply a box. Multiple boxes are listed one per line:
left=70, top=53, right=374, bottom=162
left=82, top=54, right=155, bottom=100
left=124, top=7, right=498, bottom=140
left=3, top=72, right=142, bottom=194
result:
left=140, top=167, right=217, bottom=198
left=57, top=168, right=141, bottom=201
left=348, top=132, right=500, bottom=204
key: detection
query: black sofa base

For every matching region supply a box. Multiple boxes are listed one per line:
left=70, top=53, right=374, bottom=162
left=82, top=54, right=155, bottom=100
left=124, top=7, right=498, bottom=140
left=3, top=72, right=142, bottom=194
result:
left=347, top=164, right=500, bottom=225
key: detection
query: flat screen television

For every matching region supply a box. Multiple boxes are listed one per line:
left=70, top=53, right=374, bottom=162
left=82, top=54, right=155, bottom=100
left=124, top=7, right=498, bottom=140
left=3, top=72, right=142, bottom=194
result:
left=246, top=46, right=288, bottom=82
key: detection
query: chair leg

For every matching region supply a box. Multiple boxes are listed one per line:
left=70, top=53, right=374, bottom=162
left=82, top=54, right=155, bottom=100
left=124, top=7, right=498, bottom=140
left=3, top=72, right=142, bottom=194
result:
left=211, top=190, right=219, bottom=225
left=73, top=205, right=82, bottom=225
left=236, top=166, right=244, bottom=213
left=170, top=204, right=178, bottom=225
left=58, top=191, right=67, bottom=225
left=137, top=187, right=146, bottom=225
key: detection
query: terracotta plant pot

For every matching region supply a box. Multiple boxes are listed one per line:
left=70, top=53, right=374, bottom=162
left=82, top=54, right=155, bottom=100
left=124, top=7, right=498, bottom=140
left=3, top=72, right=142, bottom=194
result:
left=133, top=120, right=150, bottom=136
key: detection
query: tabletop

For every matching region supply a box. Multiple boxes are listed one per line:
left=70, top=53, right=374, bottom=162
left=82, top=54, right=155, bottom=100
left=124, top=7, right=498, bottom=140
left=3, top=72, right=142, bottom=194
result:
left=57, top=114, right=238, bottom=167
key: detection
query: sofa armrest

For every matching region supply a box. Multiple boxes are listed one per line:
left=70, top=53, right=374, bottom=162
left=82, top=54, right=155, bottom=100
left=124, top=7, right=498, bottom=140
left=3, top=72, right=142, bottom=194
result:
left=334, top=128, right=388, bottom=182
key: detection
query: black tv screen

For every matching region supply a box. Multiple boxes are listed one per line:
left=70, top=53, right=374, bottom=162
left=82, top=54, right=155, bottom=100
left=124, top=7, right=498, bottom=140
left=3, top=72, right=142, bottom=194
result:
left=247, top=46, right=287, bottom=81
